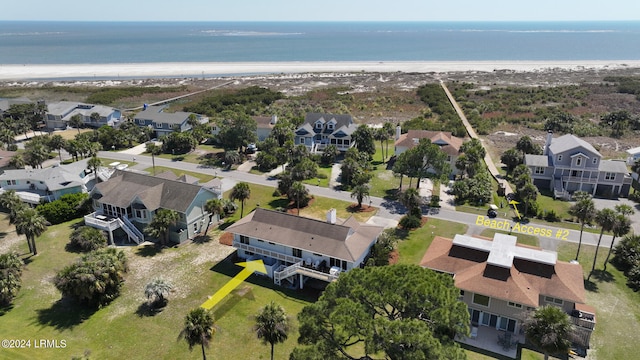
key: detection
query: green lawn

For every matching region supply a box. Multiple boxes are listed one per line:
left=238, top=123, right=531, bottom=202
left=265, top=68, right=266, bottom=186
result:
left=301, top=164, right=332, bottom=188
left=142, top=165, right=215, bottom=183
left=0, top=217, right=313, bottom=360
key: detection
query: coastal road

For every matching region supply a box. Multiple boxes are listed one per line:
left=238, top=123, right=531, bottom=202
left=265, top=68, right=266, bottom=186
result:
left=98, top=151, right=610, bottom=253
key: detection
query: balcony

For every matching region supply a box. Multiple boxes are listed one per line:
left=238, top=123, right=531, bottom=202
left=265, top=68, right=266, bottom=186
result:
left=233, top=240, right=301, bottom=265
left=570, top=309, right=596, bottom=330
left=562, top=175, right=598, bottom=184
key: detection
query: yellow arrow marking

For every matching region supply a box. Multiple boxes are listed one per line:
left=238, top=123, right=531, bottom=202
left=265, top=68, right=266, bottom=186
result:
left=509, top=200, right=521, bottom=219
left=200, top=260, right=267, bottom=310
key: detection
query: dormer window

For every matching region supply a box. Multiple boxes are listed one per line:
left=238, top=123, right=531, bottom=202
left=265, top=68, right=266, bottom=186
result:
left=327, top=123, right=335, bottom=130
left=315, top=121, right=323, bottom=129
left=576, top=157, right=582, bottom=166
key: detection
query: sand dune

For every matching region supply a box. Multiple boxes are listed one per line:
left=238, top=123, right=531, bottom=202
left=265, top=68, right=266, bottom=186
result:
left=2, top=61, right=640, bottom=81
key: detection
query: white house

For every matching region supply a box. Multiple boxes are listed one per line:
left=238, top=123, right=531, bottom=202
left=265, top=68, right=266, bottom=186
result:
left=226, top=208, right=384, bottom=289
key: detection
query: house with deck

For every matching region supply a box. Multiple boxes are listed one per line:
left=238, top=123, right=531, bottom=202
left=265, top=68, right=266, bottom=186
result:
left=525, top=133, right=631, bottom=199
left=45, top=101, right=122, bottom=130
left=85, top=171, right=220, bottom=245
left=394, top=128, right=464, bottom=175
left=421, top=233, right=595, bottom=358
left=226, top=208, right=384, bottom=289
left=133, top=105, right=208, bottom=137
left=294, top=113, right=356, bottom=153
left=0, top=159, right=96, bottom=204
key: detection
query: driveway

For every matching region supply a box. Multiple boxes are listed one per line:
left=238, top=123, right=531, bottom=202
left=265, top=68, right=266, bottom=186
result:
left=591, top=197, right=640, bottom=234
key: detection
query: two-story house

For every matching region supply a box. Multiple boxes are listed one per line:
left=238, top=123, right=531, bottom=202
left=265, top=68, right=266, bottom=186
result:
left=0, top=159, right=95, bottom=204
left=525, top=133, right=631, bottom=199
left=226, top=208, right=384, bottom=289
left=45, top=101, right=122, bottom=130
left=84, top=171, right=220, bottom=245
left=394, top=127, right=464, bottom=176
left=294, top=113, right=356, bottom=153
left=133, top=105, right=208, bottom=138
left=421, top=233, right=595, bottom=358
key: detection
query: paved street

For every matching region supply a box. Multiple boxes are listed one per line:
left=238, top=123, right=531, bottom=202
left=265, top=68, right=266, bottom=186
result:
left=99, top=151, right=613, bottom=253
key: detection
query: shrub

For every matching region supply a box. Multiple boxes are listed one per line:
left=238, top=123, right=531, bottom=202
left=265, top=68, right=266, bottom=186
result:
left=629, top=192, right=640, bottom=203
left=69, top=226, right=108, bottom=252
left=626, top=264, right=640, bottom=291
left=367, top=230, right=397, bottom=266
left=544, top=210, right=560, bottom=222
left=0, top=252, right=23, bottom=306
left=36, top=193, right=90, bottom=224
left=399, top=215, right=422, bottom=230
left=429, top=195, right=440, bottom=208
left=613, top=235, right=640, bottom=273
left=54, top=248, right=128, bottom=307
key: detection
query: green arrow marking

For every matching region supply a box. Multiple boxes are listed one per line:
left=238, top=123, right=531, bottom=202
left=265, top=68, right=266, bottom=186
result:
left=509, top=199, right=521, bottom=219
left=201, top=260, right=267, bottom=310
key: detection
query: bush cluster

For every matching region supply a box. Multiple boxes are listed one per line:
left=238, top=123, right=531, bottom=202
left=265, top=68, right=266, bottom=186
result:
left=36, top=193, right=90, bottom=225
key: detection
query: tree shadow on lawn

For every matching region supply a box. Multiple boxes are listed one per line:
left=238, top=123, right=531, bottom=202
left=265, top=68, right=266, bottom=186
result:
left=0, top=304, right=14, bottom=316
left=209, top=254, right=320, bottom=308
left=35, top=298, right=98, bottom=330
left=584, top=269, right=615, bottom=293
left=135, top=243, right=163, bottom=257
left=135, top=301, right=166, bottom=317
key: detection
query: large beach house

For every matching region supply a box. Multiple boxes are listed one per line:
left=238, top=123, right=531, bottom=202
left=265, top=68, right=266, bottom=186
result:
left=421, top=233, right=595, bottom=358
left=294, top=113, right=356, bottom=153
left=525, top=133, right=631, bottom=199
left=45, top=101, right=122, bottom=130
left=85, top=171, right=220, bottom=245
left=226, top=208, right=384, bottom=289
left=133, top=105, right=208, bottom=137
left=394, top=128, right=464, bottom=176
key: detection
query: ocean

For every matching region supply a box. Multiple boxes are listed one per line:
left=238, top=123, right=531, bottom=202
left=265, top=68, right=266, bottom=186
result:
left=1, top=21, right=640, bottom=64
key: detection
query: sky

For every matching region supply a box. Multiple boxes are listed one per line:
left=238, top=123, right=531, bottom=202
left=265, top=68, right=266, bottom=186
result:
left=2, top=0, right=639, bottom=22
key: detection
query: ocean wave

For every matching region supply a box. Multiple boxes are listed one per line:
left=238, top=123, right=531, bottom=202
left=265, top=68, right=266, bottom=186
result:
left=198, top=30, right=302, bottom=36
left=0, top=31, right=66, bottom=37
left=457, top=29, right=619, bottom=34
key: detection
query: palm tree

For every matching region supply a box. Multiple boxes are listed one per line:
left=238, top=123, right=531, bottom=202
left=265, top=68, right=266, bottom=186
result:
left=230, top=182, right=251, bottom=217
left=203, top=198, right=224, bottom=234
left=524, top=306, right=573, bottom=360
left=254, top=301, right=290, bottom=360
left=145, top=209, right=180, bottom=246
left=399, top=187, right=422, bottom=212
left=0, top=189, right=26, bottom=224
left=588, top=208, right=617, bottom=281
left=145, top=278, right=173, bottom=308
left=14, top=207, right=48, bottom=256
left=69, top=114, right=84, bottom=133
left=603, top=205, right=634, bottom=270
left=87, top=156, right=102, bottom=182
left=568, top=191, right=596, bottom=260
left=178, top=307, right=216, bottom=360
left=383, top=122, right=395, bottom=163
left=47, top=134, right=66, bottom=162
left=374, top=127, right=388, bottom=162
left=350, top=184, right=370, bottom=209
left=223, top=150, right=241, bottom=170
left=287, top=181, right=309, bottom=216
left=146, top=142, right=162, bottom=175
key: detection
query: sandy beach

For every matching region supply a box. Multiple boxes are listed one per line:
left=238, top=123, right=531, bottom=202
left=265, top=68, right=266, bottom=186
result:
left=2, top=60, right=640, bottom=81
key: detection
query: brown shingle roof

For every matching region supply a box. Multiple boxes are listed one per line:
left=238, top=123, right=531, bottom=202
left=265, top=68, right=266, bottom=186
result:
left=92, top=171, right=207, bottom=213
left=421, top=235, right=585, bottom=306
left=226, top=208, right=383, bottom=262
left=395, top=130, right=464, bottom=156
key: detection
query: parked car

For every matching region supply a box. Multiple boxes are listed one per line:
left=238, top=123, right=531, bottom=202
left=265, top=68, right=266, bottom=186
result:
left=246, top=143, right=257, bottom=154
left=487, top=204, right=498, bottom=218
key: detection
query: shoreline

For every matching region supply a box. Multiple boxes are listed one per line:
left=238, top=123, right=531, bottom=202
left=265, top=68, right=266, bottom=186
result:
left=2, top=60, right=640, bottom=81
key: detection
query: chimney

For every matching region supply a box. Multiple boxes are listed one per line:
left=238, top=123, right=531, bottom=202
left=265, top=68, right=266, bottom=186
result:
left=396, top=125, right=402, bottom=140
left=327, top=208, right=337, bottom=224
left=543, top=130, right=553, bottom=156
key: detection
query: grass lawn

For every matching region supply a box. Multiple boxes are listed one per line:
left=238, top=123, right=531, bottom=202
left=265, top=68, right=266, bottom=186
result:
left=141, top=165, right=215, bottom=183
left=396, top=218, right=468, bottom=265
left=556, top=241, right=640, bottom=360
left=221, top=183, right=375, bottom=226
left=0, top=218, right=314, bottom=360
left=301, top=164, right=332, bottom=188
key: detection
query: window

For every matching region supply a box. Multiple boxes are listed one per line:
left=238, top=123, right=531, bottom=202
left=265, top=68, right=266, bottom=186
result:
left=508, top=301, right=522, bottom=309
left=544, top=296, right=563, bottom=305
left=459, top=290, right=465, bottom=300
left=135, top=210, right=146, bottom=219
left=240, top=235, right=249, bottom=244
left=557, top=154, right=563, bottom=162
left=299, top=137, right=305, bottom=145
left=292, top=248, right=302, bottom=258
left=593, top=157, right=598, bottom=164
left=157, top=123, right=163, bottom=128
left=327, top=123, right=335, bottom=130
left=315, top=122, right=323, bottom=129
left=576, top=157, right=582, bottom=166
left=605, top=172, right=616, bottom=181
left=7, top=180, right=16, bottom=186
left=534, top=167, right=544, bottom=174
left=472, top=294, right=490, bottom=307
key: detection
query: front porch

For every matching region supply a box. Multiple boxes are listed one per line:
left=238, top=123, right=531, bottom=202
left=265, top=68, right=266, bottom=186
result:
left=458, top=325, right=523, bottom=359
left=84, top=211, right=144, bottom=245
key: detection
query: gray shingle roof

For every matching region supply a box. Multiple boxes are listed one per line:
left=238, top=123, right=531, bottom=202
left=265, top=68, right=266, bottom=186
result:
left=92, top=171, right=209, bottom=213
left=134, top=106, right=194, bottom=125
left=548, top=134, right=600, bottom=157
left=524, top=154, right=551, bottom=167
left=598, top=159, right=628, bottom=173
left=226, top=208, right=383, bottom=262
